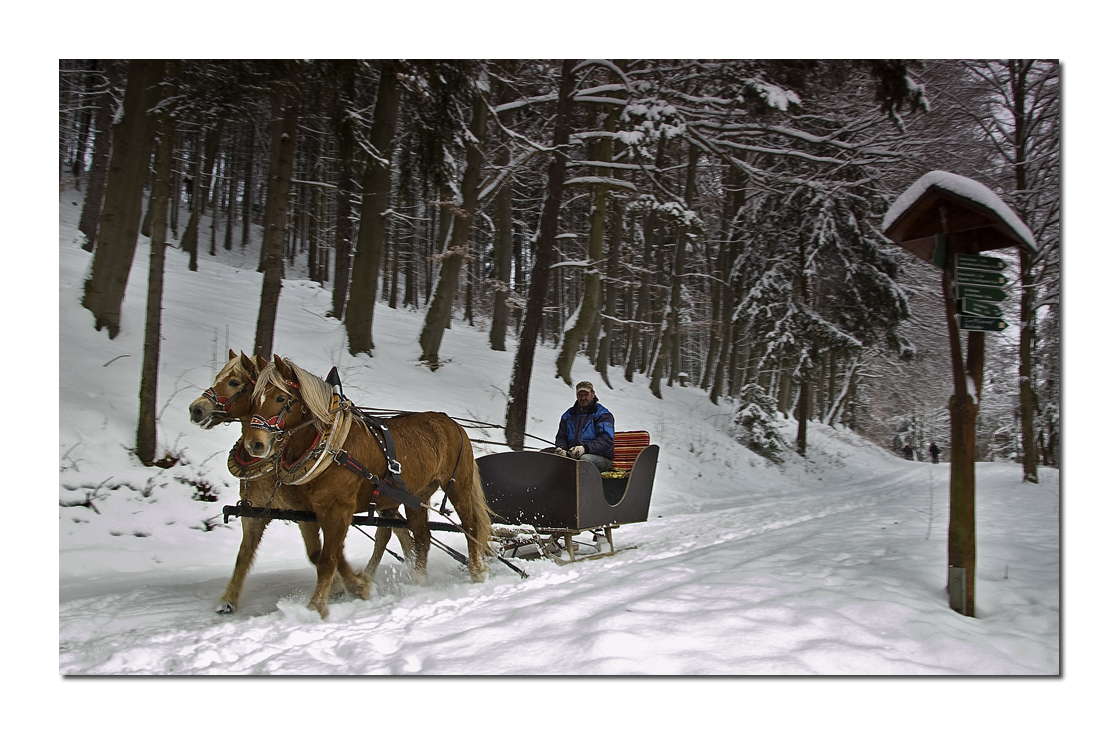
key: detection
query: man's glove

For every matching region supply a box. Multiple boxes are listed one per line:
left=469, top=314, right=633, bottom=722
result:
left=554, top=447, right=568, bottom=457
left=569, top=446, right=585, bottom=459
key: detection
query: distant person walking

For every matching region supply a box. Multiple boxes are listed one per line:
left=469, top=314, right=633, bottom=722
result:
left=929, top=442, right=940, bottom=464
left=903, top=443, right=914, bottom=461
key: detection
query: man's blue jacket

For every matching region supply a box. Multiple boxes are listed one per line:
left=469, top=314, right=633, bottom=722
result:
left=555, top=399, right=614, bottom=459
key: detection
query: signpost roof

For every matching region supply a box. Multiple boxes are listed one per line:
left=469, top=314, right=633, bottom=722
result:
left=882, top=171, right=1037, bottom=261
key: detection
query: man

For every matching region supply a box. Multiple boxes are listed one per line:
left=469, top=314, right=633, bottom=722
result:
left=929, top=442, right=940, bottom=464
left=553, top=380, right=614, bottom=472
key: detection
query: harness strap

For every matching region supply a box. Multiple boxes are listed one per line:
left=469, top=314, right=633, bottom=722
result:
left=364, top=415, right=404, bottom=476
left=331, top=448, right=421, bottom=509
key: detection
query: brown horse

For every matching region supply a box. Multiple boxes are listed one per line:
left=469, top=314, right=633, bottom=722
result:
left=241, top=356, right=492, bottom=619
left=190, top=351, right=412, bottom=614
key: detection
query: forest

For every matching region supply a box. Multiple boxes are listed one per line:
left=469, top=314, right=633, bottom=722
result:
left=58, top=59, right=1060, bottom=479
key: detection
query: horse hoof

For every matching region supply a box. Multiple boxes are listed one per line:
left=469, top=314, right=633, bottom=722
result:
left=308, top=601, right=329, bottom=620
left=353, top=572, right=372, bottom=600
left=215, top=602, right=236, bottom=615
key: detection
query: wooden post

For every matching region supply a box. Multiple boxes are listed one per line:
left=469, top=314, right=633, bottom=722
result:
left=941, top=233, right=980, bottom=617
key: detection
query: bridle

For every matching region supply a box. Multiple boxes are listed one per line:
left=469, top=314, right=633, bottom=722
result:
left=201, top=370, right=255, bottom=421
left=249, top=378, right=305, bottom=436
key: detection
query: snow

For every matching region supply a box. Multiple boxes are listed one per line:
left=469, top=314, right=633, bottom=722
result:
left=42, top=186, right=1095, bottom=724
left=882, top=170, right=1037, bottom=251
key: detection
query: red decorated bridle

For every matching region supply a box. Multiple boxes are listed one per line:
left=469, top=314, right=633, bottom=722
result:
left=201, top=372, right=255, bottom=420
left=249, top=377, right=302, bottom=435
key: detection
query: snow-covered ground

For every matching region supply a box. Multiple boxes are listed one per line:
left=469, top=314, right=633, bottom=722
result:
left=47, top=186, right=1090, bottom=724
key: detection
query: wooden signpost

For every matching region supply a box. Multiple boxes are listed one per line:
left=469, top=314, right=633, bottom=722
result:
left=882, top=171, right=1036, bottom=617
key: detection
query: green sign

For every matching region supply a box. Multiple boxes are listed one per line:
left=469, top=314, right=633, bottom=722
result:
left=955, top=283, right=1007, bottom=302
left=956, top=254, right=1007, bottom=272
left=956, top=269, right=1008, bottom=286
left=957, top=314, right=1009, bottom=332
left=960, top=298, right=1003, bottom=318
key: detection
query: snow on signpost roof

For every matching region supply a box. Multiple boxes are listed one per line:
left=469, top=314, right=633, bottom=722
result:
left=883, top=170, right=1036, bottom=251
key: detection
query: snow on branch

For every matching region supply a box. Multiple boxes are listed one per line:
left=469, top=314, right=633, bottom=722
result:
left=563, top=176, right=637, bottom=191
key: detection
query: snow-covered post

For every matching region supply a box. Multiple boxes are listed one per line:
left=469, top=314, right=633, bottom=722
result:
left=883, top=172, right=1036, bottom=618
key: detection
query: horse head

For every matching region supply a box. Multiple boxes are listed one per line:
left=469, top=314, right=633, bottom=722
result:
left=189, top=350, right=266, bottom=429
left=242, top=355, right=312, bottom=459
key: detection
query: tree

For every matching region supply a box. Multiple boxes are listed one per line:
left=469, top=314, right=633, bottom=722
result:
left=419, top=66, right=490, bottom=365
left=253, top=68, right=300, bottom=358
left=345, top=61, right=403, bottom=355
left=82, top=59, right=159, bottom=338
left=78, top=61, right=121, bottom=251
left=957, top=59, right=1060, bottom=483
left=137, top=62, right=173, bottom=465
left=556, top=61, right=629, bottom=385
left=505, top=59, right=577, bottom=450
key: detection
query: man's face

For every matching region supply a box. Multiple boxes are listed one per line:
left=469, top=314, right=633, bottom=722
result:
left=577, top=390, right=594, bottom=408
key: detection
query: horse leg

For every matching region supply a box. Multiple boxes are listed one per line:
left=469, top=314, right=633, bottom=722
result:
left=299, top=520, right=346, bottom=596
left=308, top=512, right=349, bottom=619
left=364, top=526, right=394, bottom=579
left=298, top=521, right=322, bottom=564
left=216, top=517, right=269, bottom=614
left=449, top=462, right=491, bottom=583
left=363, top=508, right=414, bottom=579
left=404, top=505, right=431, bottom=585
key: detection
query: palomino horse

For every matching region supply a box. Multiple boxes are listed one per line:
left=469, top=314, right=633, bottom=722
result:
left=190, top=351, right=412, bottom=614
left=241, top=356, right=492, bottom=619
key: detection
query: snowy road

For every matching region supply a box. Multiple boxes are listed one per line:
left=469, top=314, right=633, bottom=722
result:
left=59, top=460, right=1058, bottom=675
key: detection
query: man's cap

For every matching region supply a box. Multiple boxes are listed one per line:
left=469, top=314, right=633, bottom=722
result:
left=575, top=380, right=594, bottom=394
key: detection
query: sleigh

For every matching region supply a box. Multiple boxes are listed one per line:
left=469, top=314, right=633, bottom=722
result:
left=476, top=431, right=659, bottom=564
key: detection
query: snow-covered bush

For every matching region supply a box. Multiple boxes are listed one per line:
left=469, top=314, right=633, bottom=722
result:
left=730, top=384, right=789, bottom=464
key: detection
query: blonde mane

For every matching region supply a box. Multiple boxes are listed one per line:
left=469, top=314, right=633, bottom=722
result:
left=214, top=355, right=246, bottom=384
left=253, top=359, right=337, bottom=427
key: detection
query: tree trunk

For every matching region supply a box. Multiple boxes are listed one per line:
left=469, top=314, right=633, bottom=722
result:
left=81, top=59, right=158, bottom=338
left=594, top=196, right=623, bottom=389
left=224, top=129, right=237, bottom=251
left=181, top=127, right=204, bottom=270
left=253, top=87, right=300, bottom=358
left=505, top=59, right=576, bottom=450
left=137, top=63, right=173, bottom=466
left=419, top=76, right=489, bottom=364
left=79, top=61, right=121, bottom=251
left=489, top=98, right=517, bottom=351
left=343, top=65, right=402, bottom=353
left=556, top=94, right=621, bottom=384
left=240, top=123, right=254, bottom=247
left=198, top=120, right=223, bottom=217
left=71, top=60, right=97, bottom=187
left=796, top=376, right=811, bottom=456
left=651, top=224, right=688, bottom=398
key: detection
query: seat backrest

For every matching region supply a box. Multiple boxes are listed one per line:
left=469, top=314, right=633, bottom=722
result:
left=612, top=430, right=650, bottom=472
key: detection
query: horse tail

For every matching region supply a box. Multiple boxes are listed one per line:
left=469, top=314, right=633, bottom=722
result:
left=468, top=459, right=492, bottom=548
left=455, top=426, right=492, bottom=549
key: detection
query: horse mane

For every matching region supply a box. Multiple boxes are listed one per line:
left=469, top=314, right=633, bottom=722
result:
left=254, top=359, right=336, bottom=427
left=214, top=355, right=246, bottom=384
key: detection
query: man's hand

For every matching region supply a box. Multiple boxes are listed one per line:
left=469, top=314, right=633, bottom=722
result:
left=554, top=447, right=568, bottom=457
left=569, top=446, right=585, bottom=459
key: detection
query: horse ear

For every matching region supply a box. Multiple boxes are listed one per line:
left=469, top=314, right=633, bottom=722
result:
left=228, top=348, right=237, bottom=361
left=274, top=355, right=291, bottom=380
left=253, top=355, right=268, bottom=372
left=239, top=352, right=258, bottom=379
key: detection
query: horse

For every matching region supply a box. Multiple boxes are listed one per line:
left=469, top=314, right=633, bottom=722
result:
left=240, top=355, right=493, bottom=619
left=190, top=351, right=413, bottom=614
